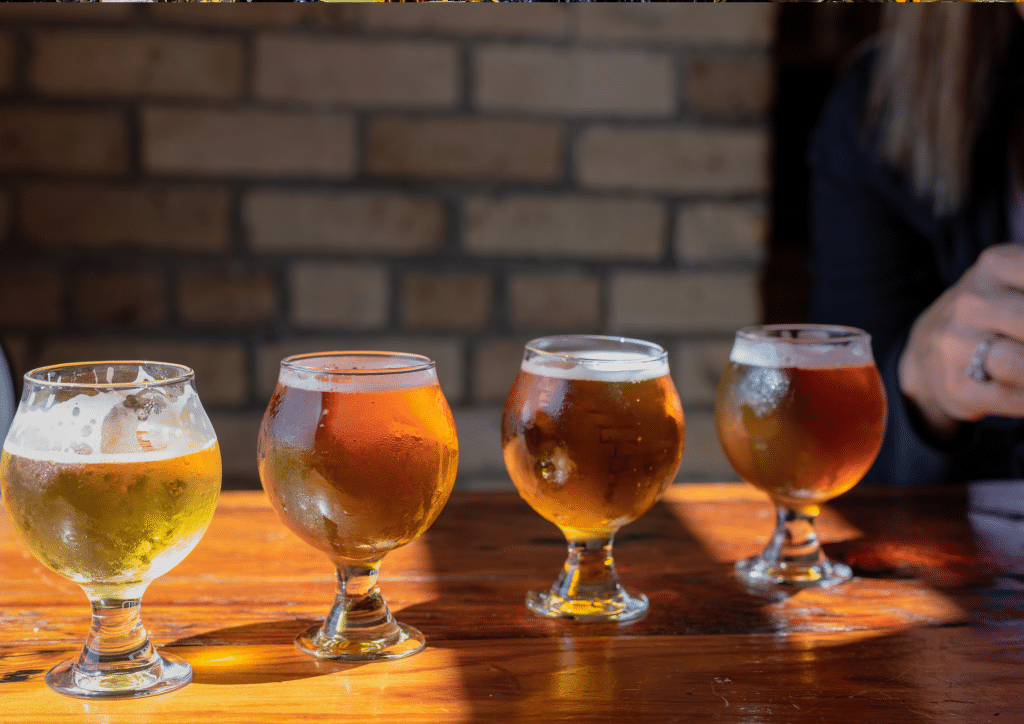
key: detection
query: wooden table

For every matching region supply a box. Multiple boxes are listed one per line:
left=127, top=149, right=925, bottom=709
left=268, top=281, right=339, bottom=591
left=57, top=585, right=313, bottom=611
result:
left=2, top=482, right=1022, bottom=722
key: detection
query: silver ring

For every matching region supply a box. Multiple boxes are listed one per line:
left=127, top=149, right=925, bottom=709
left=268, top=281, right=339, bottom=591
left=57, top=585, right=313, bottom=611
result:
left=965, top=336, right=995, bottom=384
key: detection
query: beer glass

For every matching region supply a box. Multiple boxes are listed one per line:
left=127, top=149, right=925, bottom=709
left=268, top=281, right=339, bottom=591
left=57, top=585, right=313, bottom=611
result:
left=0, top=362, right=221, bottom=698
left=258, top=352, right=458, bottom=661
left=715, top=325, right=887, bottom=590
left=502, top=335, right=685, bottom=621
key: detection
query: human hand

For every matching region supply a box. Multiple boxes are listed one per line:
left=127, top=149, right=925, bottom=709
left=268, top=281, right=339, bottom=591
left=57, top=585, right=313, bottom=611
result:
left=898, top=243, right=1024, bottom=442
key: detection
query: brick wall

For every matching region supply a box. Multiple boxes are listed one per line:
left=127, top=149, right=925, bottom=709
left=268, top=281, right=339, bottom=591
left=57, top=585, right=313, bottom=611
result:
left=0, top=3, right=776, bottom=489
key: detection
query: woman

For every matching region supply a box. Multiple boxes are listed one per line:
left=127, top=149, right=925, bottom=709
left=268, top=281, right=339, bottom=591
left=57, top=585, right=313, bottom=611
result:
left=809, top=4, right=1024, bottom=484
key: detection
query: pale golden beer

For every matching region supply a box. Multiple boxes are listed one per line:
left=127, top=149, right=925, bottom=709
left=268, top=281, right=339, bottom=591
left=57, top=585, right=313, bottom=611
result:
left=716, top=363, right=886, bottom=510
left=715, top=325, right=886, bottom=589
left=0, top=361, right=221, bottom=698
left=1, top=444, right=220, bottom=584
left=503, top=372, right=684, bottom=537
left=258, top=372, right=458, bottom=562
left=257, top=351, right=457, bottom=661
left=501, top=335, right=685, bottom=621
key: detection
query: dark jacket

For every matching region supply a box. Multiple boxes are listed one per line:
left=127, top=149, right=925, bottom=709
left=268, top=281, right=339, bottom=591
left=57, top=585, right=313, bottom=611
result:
left=808, top=48, right=1024, bottom=485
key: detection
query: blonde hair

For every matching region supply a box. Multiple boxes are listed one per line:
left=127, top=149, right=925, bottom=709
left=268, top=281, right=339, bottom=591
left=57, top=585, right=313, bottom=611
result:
left=868, top=4, right=1020, bottom=215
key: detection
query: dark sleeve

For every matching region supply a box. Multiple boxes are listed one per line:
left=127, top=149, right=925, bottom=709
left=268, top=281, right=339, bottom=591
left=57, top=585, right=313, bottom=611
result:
left=806, top=52, right=963, bottom=486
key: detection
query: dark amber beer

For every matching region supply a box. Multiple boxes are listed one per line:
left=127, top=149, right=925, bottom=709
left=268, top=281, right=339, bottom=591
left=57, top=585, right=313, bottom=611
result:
left=258, top=355, right=458, bottom=563
left=502, top=335, right=684, bottom=621
left=716, top=363, right=886, bottom=510
left=715, top=325, right=886, bottom=589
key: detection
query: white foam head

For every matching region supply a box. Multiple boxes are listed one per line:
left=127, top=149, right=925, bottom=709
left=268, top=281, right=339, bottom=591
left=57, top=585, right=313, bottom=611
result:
left=729, top=326, right=874, bottom=369
left=278, top=353, right=438, bottom=394
left=3, top=363, right=217, bottom=464
left=521, top=337, right=669, bottom=382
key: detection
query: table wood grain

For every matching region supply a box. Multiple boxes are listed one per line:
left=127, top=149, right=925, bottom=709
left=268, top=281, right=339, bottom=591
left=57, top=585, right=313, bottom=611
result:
left=2, top=483, right=1022, bottom=722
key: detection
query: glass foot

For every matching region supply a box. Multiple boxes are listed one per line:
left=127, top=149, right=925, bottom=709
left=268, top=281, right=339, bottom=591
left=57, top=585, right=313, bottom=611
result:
left=526, top=587, right=648, bottom=622
left=45, top=650, right=191, bottom=700
left=296, top=621, right=425, bottom=662
left=735, top=555, right=853, bottom=590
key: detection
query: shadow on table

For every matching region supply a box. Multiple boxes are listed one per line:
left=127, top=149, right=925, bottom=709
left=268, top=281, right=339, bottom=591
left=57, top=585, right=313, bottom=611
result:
left=169, top=619, right=369, bottom=685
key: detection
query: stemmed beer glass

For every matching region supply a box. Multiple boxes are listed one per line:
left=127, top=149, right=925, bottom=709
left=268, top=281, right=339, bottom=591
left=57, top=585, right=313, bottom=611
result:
left=0, top=362, right=221, bottom=698
left=502, top=335, right=685, bottom=621
left=257, top=352, right=458, bottom=661
left=715, top=325, right=887, bottom=590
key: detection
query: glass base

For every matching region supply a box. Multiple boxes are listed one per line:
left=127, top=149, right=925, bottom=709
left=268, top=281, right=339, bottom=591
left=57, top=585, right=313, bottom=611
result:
left=45, top=651, right=191, bottom=700
left=295, top=621, right=425, bottom=662
left=735, top=555, right=853, bottom=591
left=526, top=587, right=648, bottom=622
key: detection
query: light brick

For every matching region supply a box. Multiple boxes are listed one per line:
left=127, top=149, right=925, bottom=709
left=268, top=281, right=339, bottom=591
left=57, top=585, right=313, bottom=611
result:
left=255, top=35, right=458, bottom=109
left=671, top=340, right=733, bottom=406
left=0, top=107, right=127, bottom=175
left=676, top=202, right=767, bottom=264
left=450, top=405, right=506, bottom=479
left=142, top=107, right=356, bottom=179
left=0, top=33, right=14, bottom=92
left=0, top=267, right=62, bottom=328
left=257, top=337, right=465, bottom=403
left=179, top=270, right=277, bottom=327
left=687, top=55, right=773, bottom=119
left=205, top=411, right=264, bottom=484
left=609, top=272, right=759, bottom=334
left=508, top=273, right=601, bottom=332
left=367, top=117, right=562, bottom=183
left=21, top=183, right=231, bottom=253
left=290, top=263, right=388, bottom=331
left=475, top=45, right=674, bottom=117
left=676, top=410, right=736, bottom=482
left=578, top=5, right=776, bottom=46
left=401, top=273, right=492, bottom=333
left=39, top=339, right=248, bottom=407
left=464, top=196, right=666, bottom=261
left=75, top=269, right=168, bottom=328
left=245, top=191, right=445, bottom=256
left=360, top=4, right=568, bottom=36
left=30, top=31, right=243, bottom=101
left=578, top=127, right=769, bottom=195
left=473, top=338, right=527, bottom=405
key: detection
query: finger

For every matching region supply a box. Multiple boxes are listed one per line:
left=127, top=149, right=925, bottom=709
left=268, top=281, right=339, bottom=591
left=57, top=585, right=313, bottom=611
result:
left=969, top=383, right=1024, bottom=420
left=974, top=243, right=1024, bottom=291
left=954, top=288, right=1024, bottom=343
left=984, top=336, right=1024, bottom=390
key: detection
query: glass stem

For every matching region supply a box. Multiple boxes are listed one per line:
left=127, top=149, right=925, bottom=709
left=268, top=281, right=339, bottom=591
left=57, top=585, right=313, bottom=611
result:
left=763, top=504, right=827, bottom=571
left=76, top=592, right=159, bottom=677
left=321, top=559, right=399, bottom=643
left=551, top=535, right=621, bottom=601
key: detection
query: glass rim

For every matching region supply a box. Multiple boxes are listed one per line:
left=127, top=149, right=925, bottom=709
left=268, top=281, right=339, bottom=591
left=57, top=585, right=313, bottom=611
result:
left=24, top=361, right=195, bottom=390
left=524, top=334, right=667, bottom=363
left=735, top=324, right=870, bottom=344
left=280, top=350, right=436, bottom=376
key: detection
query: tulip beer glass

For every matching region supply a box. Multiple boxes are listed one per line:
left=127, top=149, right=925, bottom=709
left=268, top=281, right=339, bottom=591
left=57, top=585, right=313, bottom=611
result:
left=0, top=362, right=221, bottom=698
left=502, top=336, right=685, bottom=621
left=715, top=325, right=887, bottom=590
left=258, top=352, right=458, bottom=661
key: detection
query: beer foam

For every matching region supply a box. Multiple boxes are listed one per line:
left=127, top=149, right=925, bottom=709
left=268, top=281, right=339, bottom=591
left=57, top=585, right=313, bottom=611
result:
left=729, top=336, right=873, bottom=369
left=521, top=350, right=669, bottom=382
left=279, top=364, right=437, bottom=394
left=3, top=385, right=216, bottom=465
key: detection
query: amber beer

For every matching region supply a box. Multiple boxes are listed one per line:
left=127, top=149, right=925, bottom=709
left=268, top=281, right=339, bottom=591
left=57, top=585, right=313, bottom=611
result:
left=502, top=346, right=685, bottom=537
left=258, top=355, right=458, bottom=563
left=716, top=337, right=887, bottom=510
left=1, top=443, right=221, bottom=584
